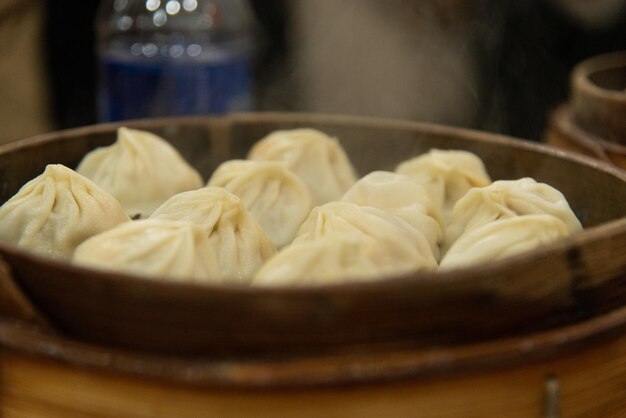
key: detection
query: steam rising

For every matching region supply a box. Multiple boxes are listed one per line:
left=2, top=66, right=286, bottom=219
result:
left=289, top=0, right=479, bottom=127
left=254, top=0, right=626, bottom=142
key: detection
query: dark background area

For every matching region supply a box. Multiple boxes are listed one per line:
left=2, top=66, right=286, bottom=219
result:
left=44, top=0, right=626, bottom=140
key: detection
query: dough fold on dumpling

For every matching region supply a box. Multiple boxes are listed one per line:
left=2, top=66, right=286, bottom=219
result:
left=294, top=202, right=438, bottom=275
left=253, top=237, right=380, bottom=286
left=150, top=187, right=276, bottom=283
left=74, top=219, right=224, bottom=282
left=0, top=164, right=129, bottom=259
left=439, top=214, right=569, bottom=270
left=443, top=177, right=582, bottom=254
left=76, top=127, right=203, bottom=218
left=341, top=171, right=443, bottom=261
left=207, top=160, right=313, bottom=248
left=248, top=128, right=358, bottom=205
left=395, top=149, right=491, bottom=217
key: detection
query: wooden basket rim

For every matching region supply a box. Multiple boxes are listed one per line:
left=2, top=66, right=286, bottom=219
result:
left=0, top=112, right=625, bottom=295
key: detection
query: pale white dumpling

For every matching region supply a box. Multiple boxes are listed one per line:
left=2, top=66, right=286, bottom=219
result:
left=439, top=215, right=569, bottom=270
left=151, top=186, right=255, bottom=227
left=253, top=237, right=381, bottom=286
left=207, top=160, right=313, bottom=247
left=150, top=187, right=276, bottom=283
left=74, top=219, right=224, bottom=283
left=341, top=171, right=443, bottom=260
left=76, top=127, right=203, bottom=218
left=248, top=128, right=358, bottom=205
left=395, top=149, right=491, bottom=216
left=443, top=178, right=582, bottom=254
left=0, top=164, right=129, bottom=259
left=294, top=202, right=438, bottom=275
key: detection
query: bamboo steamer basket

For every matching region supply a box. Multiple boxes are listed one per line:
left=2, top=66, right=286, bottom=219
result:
left=547, top=51, right=626, bottom=167
left=1, top=113, right=626, bottom=417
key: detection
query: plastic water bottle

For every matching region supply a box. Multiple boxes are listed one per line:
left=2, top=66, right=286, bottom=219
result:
left=96, top=0, right=255, bottom=122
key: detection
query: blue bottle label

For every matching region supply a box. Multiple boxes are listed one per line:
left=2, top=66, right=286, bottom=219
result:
left=98, top=49, right=252, bottom=122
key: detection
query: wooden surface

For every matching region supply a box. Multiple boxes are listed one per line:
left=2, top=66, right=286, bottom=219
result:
left=1, top=324, right=625, bottom=417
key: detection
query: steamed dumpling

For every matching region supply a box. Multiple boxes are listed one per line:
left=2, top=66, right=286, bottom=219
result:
left=0, top=164, right=130, bottom=259
left=443, top=178, right=582, bottom=254
left=341, top=171, right=443, bottom=260
left=74, top=219, right=225, bottom=283
left=207, top=160, right=313, bottom=247
left=294, top=202, right=438, bottom=275
left=248, top=128, right=358, bottom=205
left=395, top=149, right=491, bottom=216
left=150, top=187, right=276, bottom=283
left=439, top=214, right=569, bottom=270
left=76, top=127, right=203, bottom=218
left=253, top=237, right=380, bottom=286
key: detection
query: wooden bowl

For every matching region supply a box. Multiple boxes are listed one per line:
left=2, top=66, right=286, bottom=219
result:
left=570, top=51, right=626, bottom=144
left=547, top=51, right=626, bottom=167
left=1, top=113, right=626, bottom=358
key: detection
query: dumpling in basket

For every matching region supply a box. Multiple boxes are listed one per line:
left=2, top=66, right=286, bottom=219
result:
left=395, top=149, right=491, bottom=217
left=341, top=171, right=443, bottom=261
left=0, top=164, right=129, bottom=259
left=253, top=237, right=381, bottom=286
left=150, top=187, right=276, bottom=283
left=74, top=219, right=224, bottom=283
left=207, top=160, right=313, bottom=248
left=294, top=202, right=438, bottom=275
left=443, top=177, right=582, bottom=254
left=248, top=128, right=358, bottom=205
left=76, top=127, right=203, bottom=218
left=439, top=214, right=569, bottom=270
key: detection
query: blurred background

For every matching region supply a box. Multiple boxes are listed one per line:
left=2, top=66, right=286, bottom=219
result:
left=1, top=0, right=625, bottom=144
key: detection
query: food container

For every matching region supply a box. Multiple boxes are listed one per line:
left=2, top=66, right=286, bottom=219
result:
left=547, top=51, right=626, bottom=167
left=1, top=113, right=625, bottom=417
